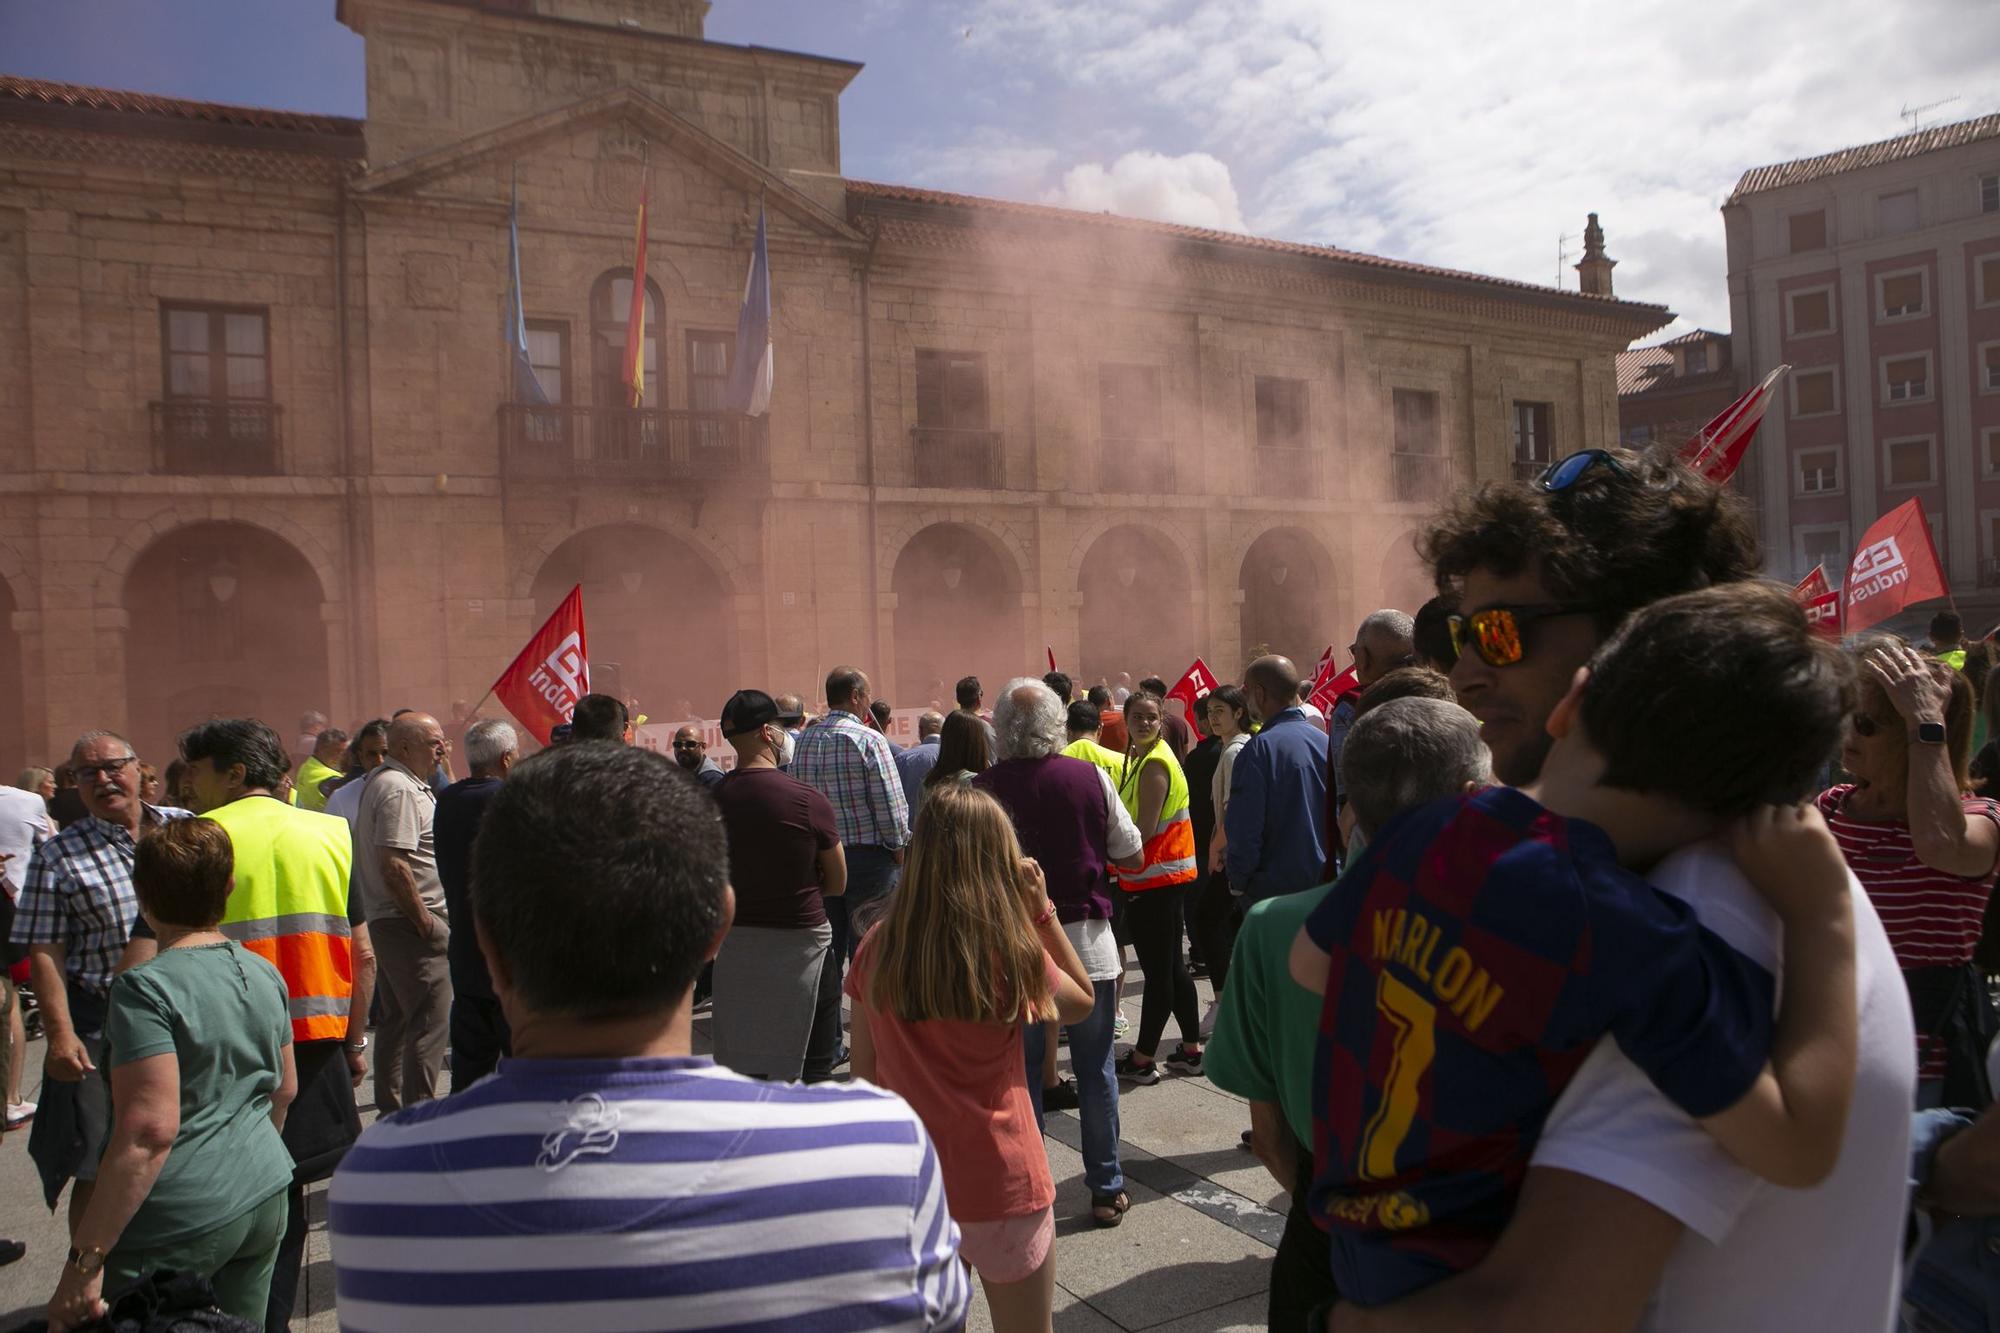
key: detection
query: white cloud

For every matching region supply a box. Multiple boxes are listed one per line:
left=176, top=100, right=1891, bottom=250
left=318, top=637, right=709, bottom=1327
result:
left=1045, top=150, right=1247, bottom=231
left=951, top=0, right=2000, bottom=338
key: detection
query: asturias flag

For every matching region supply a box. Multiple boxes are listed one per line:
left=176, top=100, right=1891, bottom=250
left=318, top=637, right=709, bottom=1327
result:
left=492, top=586, right=590, bottom=745
left=1844, top=498, right=1949, bottom=634
left=726, top=204, right=774, bottom=417
left=505, top=168, right=548, bottom=406
left=1791, top=564, right=1842, bottom=640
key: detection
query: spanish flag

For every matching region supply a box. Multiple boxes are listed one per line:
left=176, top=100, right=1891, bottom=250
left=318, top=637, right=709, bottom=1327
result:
left=622, top=176, right=649, bottom=408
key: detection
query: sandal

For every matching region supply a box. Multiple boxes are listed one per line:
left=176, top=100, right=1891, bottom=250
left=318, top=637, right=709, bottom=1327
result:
left=1091, top=1189, right=1130, bottom=1228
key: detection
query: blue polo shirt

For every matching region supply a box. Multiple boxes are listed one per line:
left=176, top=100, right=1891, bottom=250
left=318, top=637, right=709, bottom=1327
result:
left=1222, top=707, right=1329, bottom=902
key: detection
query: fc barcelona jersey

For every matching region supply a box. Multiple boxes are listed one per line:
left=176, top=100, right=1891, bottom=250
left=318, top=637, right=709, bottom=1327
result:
left=1303, top=786, right=1775, bottom=1306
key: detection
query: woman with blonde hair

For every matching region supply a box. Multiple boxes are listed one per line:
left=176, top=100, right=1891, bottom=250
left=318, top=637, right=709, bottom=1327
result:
left=847, top=782, right=1094, bottom=1330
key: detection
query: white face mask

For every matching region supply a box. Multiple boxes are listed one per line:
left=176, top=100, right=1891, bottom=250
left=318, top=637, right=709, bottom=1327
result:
left=777, top=729, right=796, bottom=765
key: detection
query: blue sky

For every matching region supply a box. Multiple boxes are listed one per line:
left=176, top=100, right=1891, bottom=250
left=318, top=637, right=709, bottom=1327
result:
left=3, top=0, right=1994, bottom=340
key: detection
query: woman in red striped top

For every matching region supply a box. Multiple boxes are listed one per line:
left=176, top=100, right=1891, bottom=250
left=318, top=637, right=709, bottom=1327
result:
left=1818, top=639, right=2000, bottom=1105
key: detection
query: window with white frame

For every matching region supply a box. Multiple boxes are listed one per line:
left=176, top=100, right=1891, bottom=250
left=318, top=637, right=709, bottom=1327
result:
left=1983, top=173, right=2000, bottom=215
left=1881, top=353, right=1932, bottom=404
left=1877, top=188, right=1919, bottom=234
left=1787, top=287, right=1835, bottom=337
left=1796, top=448, right=1841, bottom=494
left=1982, top=254, right=2000, bottom=307
left=1792, top=367, right=1839, bottom=417
left=1981, top=341, right=2000, bottom=393
left=1800, top=527, right=1849, bottom=584
left=1883, top=434, right=1937, bottom=487
left=1877, top=269, right=1928, bottom=319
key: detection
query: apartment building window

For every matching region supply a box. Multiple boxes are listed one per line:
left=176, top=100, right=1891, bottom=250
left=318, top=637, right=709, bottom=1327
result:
left=915, top=350, right=990, bottom=431
left=1881, top=353, right=1932, bottom=404
left=524, top=321, right=567, bottom=402
left=155, top=302, right=278, bottom=473
left=1796, top=448, right=1840, bottom=494
left=164, top=304, right=270, bottom=403
left=1255, top=376, right=1309, bottom=450
left=1986, top=511, right=2000, bottom=563
left=1877, top=269, right=1928, bottom=320
left=1786, top=287, right=1834, bottom=337
left=1986, top=426, right=2000, bottom=479
left=686, top=332, right=732, bottom=412
left=1982, top=172, right=1999, bottom=214
left=1799, top=527, right=1848, bottom=585
left=1787, top=210, right=1827, bottom=253
left=1877, top=189, right=1919, bottom=235
left=1684, top=343, right=1710, bottom=374
left=1512, top=401, right=1553, bottom=469
left=1099, top=363, right=1164, bottom=441
left=1884, top=435, right=1937, bottom=488
left=1982, top=341, right=2000, bottom=393
left=1981, top=254, right=2000, bottom=307
left=1390, top=388, right=1447, bottom=502
left=1392, top=389, right=1441, bottom=454
left=1791, top=367, right=1838, bottom=417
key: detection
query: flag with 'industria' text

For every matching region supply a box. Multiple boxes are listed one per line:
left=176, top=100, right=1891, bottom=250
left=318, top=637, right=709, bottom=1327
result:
left=492, top=585, right=590, bottom=745
left=1844, top=498, right=1948, bottom=635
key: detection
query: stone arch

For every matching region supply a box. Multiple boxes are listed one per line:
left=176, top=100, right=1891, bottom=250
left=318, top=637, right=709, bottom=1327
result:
left=1237, top=524, right=1339, bottom=666
left=1073, top=521, right=1198, bottom=688
left=94, top=503, right=339, bottom=614
left=511, top=516, right=742, bottom=604
left=121, top=520, right=333, bottom=765
left=529, top=524, right=737, bottom=720
left=888, top=521, right=1030, bottom=709
left=1062, top=512, right=1200, bottom=600
left=876, top=506, right=1034, bottom=602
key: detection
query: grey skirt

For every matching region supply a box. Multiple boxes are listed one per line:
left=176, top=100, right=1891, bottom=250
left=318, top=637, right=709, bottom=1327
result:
left=710, top=921, right=832, bottom=1082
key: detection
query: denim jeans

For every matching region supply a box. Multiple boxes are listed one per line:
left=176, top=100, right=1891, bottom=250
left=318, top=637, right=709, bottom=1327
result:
left=826, top=844, right=901, bottom=1005
left=1025, top=978, right=1123, bottom=1197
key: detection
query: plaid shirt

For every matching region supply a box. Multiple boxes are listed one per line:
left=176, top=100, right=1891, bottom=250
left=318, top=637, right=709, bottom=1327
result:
left=10, top=804, right=192, bottom=1000
left=790, top=711, right=911, bottom=850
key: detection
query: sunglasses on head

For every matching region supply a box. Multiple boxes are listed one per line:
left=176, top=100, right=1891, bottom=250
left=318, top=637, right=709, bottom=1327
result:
left=1448, top=603, right=1601, bottom=668
left=1535, top=449, right=1631, bottom=493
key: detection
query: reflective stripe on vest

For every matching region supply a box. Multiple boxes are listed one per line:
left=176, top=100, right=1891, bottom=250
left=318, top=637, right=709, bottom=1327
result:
left=208, top=798, right=355, bottom=1043
left=1117, top=742, right=1198, bottom=892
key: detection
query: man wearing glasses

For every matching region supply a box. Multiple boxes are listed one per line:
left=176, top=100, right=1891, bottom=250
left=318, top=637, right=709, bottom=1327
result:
left=353, top=712, right=453, bottom=1113
left=8, top=731, right=190, bottom=1236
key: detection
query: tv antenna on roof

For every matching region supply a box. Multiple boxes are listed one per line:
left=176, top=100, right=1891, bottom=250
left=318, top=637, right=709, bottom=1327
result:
left=1900, top=95, right=1960, bottom=132
left=1555, top=231, right=1572, bottom=289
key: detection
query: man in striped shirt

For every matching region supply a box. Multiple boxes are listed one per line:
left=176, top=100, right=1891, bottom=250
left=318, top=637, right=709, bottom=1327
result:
left=329, top=742, right=966, bottom=1333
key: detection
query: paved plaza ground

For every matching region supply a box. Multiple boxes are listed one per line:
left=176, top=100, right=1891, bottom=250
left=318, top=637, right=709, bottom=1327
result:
left=0, top=975, right=1289, bottom=1331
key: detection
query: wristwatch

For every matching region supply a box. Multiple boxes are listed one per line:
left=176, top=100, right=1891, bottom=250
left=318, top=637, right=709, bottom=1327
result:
left=1914, top=719, right=1947, bottom=745
left=68, top=1244, right=107, bottom=1276
left=347, top=1036, right=369, bottom=1052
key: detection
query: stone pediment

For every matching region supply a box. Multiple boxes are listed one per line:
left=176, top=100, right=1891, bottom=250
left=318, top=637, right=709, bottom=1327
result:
left=350, top=83, right=860, bottom=242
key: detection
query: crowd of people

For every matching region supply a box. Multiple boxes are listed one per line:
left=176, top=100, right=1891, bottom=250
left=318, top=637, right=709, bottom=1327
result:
left=5, top=445, right=2000, bottom=1331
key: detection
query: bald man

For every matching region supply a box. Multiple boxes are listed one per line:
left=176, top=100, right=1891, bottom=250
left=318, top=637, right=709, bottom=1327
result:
left=356, top=710, right=453, bottom=1112
left=671, top=725, right=727, bottom=792
left=1222, top=657, right=1329, bottom=904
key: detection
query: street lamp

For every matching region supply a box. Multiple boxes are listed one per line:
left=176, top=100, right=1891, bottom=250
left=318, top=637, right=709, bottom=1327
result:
left=208, top=556, right=239, bottom=605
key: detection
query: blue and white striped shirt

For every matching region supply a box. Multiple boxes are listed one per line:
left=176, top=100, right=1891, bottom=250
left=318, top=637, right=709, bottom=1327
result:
left=329, top=1056, right=969, bottom=1332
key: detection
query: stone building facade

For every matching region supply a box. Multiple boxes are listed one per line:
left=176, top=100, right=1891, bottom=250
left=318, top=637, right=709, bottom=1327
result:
left=0, top=0, right=1668, bottom=773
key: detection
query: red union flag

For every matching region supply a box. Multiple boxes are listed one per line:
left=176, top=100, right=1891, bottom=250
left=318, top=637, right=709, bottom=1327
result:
left=1166, top=657, right=1217, bottom=737
left=1308, top=645, right=1359, bottom=716
left=492, top=585, right=591, bottom=745
left=1791, top=564, right=1842, bottom=639
left=1679, top=364, right=1789, bottom=483
left=1844, top=498, right=1949, bottom=634
left=1046, top=645, right=1059, bottom=674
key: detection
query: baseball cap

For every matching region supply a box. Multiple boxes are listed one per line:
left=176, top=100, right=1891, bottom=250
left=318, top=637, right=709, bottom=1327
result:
left=720, top=689, right=804, bottom=738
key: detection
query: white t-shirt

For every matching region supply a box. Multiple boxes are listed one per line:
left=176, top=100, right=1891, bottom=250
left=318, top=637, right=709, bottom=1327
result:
left=0, top=786, right=50, bottom=897
left=1531, top=839, right=1915, bottom=1333
left=1065, top=770, right=1142, bottom=982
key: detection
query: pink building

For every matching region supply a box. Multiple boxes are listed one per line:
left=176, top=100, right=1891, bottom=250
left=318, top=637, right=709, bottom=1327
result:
left=1725, top=114, right=2000, bottom=625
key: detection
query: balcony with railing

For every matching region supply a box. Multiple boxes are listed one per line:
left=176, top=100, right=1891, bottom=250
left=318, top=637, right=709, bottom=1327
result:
left=499, top=405, right=769, bottom=483
left=911, top=427, right=1003, bottom=489
left=150, top=400, right=283, bottom=475
left=1098, top=438, right=1176, bottom=494
left=1253, top=446, right=1323, bottom=499
left=1392, top=452, right=1451, bottom=504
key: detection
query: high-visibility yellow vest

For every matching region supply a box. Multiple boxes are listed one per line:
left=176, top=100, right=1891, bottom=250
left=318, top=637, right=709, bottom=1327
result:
left=208, top=795, right=355, bottom=1043
left=296, top=757, right=340, bottom=813
left=1062, top=737, right=1124, bottom=783
left=1115, top=739, right=1197, bottom=892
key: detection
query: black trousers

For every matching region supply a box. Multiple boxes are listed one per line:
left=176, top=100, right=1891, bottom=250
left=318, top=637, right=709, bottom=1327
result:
left=1124, top=883, right=1202, bottom=1055
left=450, top=991, right=512, bottom=1088
left=1194, top=870, right=1243, bottom=993
left=800, top=947, right=844, bottom=1083
left=1269, top=1141, right=1338, bottom=1333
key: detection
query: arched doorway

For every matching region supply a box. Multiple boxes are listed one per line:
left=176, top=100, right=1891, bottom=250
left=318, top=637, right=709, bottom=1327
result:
left=532, top=525, right=733, bottom=722
left=0, top=576, right=24, bottom=777
left=1077, top=525, right=1194, bottom=687
left=890, top=524, right=1024, bottom=711
left=1239, top=527, right=1332, bottom=667
left=123, top=522, right=331, bottom=767
left=1377, top=531, right=1434, bottom=618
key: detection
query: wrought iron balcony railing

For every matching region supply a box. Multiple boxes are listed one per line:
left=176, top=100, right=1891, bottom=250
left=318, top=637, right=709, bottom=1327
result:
left=911, top=427, right=1003, bottom=489
left=499, top=405, right=769, bottom=483
left=150, top=400, right=282, bottom=475
left=1253, top=446, right=1323, bottom=499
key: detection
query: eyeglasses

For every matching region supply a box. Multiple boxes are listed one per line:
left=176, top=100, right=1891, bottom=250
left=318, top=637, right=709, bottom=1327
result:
left=73, top=756, right=138, bottom=782
left=1448, top=604, right=1600, bottom=668
left=1535, top=449, right=1630, bottom=493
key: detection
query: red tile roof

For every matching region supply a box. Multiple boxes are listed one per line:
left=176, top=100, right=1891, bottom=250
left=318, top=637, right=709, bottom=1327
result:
left=1731, top=113, right=2000, bottom=199
left=848, top=179, right=1671, bottom=320
left=1661, top=327, right=1726, bottom=347
left=0, top=74, right=362, bottom=137
left=1616, top=345, right=1675, bottom=397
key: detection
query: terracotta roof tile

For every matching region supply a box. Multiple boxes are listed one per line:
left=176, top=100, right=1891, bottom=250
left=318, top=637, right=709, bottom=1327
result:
left=0, top=74, right=362, bottom=138
left=1731, top=113, right=2000, bottom=200
left=1616, top=346, right=1674, bottom=397
left=848, top=179, right=1671, bottom=319
left=1661, top=327, right=1726, bottom=348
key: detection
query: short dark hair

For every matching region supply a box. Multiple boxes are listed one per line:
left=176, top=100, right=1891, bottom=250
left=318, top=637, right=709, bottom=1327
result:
left=955, top=676, right=982, bottom=709
left=178, top=718, right=291, bottom=791
left=1422, top=445, right=1760, bottom=637
left=1042, top=671, right=1073, bottom=704
left=1412, top=595, right=1459, bottom=671
left=317, top=727, right=349, bottom=753
left=870, top=699, right=894, bottom=728
left=473, top=743, right=727, bottom=1020
left=1356, top=666, right=1457, bottom=719
left=1582, top=581, right=1851, bottom=817
left=1086, top=685, right=1112, bottom=709
left=1066, top=700, right=1102, bottom=734
left=1138, top=676, right=1169, bottom=698
left=826, top=666, right=866, bottom=708
left=134, top=818, right=234, bottom=928
left=569, top=693, right=629, bottom=742
left=1933, top=611, right=1964, bottom=642
left=347, top=719, right=389, bottom=768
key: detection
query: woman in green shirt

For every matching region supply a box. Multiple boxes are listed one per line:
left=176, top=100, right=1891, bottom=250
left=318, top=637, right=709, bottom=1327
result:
left=46, top=819, right=296, bottom=1330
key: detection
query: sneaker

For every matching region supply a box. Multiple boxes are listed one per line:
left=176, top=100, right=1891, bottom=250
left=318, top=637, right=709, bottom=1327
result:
left=1198, top=999, right=1220, bottom=1040
left=1116, top=1051, right=1160, bottom=1085
left=1112, top=1012, right=1131, bottom=1039
left=5, top=1101, right=35, bottom=1130
left=1042, top=1077, right=1080, bottom=1111
left=1239, top=1129, right=1255, bottom=1151
left=1161, top=1046, right=1203, bottom=1076
left=0, top=1239, right=23, bottom=1268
